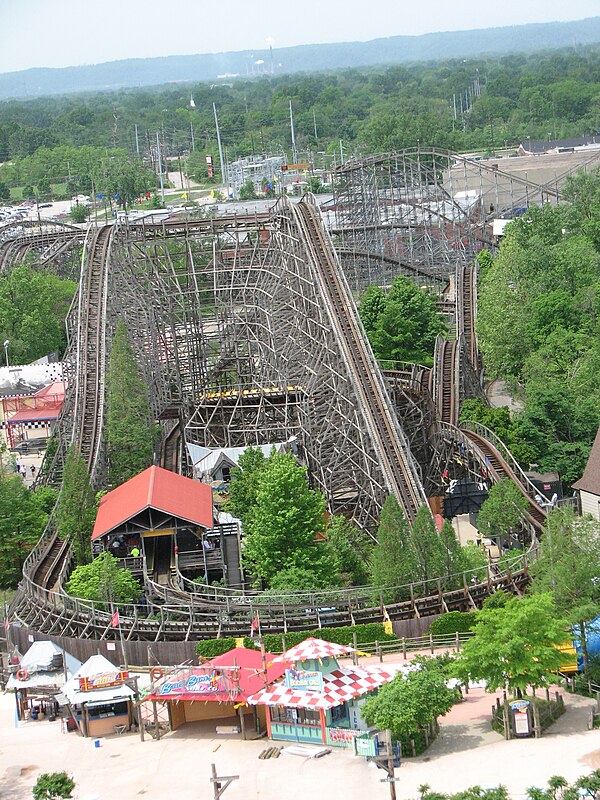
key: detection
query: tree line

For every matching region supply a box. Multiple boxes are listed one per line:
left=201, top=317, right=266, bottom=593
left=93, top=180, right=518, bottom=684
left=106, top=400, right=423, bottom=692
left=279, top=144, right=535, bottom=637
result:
left=0, top=45, right=599, bottom=188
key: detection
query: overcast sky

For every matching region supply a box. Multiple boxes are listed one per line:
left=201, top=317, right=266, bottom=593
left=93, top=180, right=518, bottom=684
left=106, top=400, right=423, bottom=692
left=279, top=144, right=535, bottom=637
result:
left=1, top=0, right=599, bottom=74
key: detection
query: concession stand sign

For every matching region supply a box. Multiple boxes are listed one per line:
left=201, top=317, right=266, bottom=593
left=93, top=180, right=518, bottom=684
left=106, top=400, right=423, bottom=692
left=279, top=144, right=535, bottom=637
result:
left=78, top=671, right=129, bottom=692
left=283, top=669, right=324, bottom=693
left=158, top=670, right=223, bottom=697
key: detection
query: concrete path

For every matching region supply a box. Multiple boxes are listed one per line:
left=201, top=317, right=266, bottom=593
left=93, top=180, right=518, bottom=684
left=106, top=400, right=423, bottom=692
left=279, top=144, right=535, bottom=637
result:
left=1, top=689, right=598, bottom=800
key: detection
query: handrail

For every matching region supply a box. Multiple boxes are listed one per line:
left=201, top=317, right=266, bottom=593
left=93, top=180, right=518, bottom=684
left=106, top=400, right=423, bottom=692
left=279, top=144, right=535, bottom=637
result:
left=460, top=420, right=551, bottom=502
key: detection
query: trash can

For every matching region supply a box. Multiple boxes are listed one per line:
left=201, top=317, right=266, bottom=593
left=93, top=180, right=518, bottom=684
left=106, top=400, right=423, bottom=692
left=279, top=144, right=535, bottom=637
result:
left=93, top=738, right=100, bottom=748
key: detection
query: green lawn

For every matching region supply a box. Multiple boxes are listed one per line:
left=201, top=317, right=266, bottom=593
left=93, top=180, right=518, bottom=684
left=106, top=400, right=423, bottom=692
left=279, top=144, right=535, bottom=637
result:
left=9, top=182, right=68, bottom=203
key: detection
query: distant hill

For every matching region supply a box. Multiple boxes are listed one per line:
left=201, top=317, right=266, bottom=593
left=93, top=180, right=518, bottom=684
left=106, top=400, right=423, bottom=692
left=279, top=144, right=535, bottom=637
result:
left=1, top=17, right=600, bottom=100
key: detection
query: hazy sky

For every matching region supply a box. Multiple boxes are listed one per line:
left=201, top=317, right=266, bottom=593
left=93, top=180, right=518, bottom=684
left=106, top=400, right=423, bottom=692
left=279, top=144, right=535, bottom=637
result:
left=1, top=0, right=599, bottom=74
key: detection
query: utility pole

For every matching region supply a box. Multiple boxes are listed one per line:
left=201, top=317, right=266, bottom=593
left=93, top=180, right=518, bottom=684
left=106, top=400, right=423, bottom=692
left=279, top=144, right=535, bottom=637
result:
left=135, top=125, right=140, bottom=158
left=156, top=132, right=165, bottom=205
left=313, top=109, right=318, bottom=141
left=213, top=102, right=228, bottom=192
left=289, top=100, right=298, bottom=164
left=190, top=121, right=195, bottom=152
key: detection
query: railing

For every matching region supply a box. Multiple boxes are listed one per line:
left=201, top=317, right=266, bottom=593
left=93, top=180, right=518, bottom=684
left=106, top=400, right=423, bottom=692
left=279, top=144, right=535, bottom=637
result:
left=460, top=420, right=551, bottom=502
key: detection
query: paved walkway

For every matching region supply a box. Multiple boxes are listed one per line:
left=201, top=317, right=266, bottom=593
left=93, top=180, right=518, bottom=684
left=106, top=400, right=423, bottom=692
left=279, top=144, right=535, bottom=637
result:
left=0, top=689, right=598, bottom=800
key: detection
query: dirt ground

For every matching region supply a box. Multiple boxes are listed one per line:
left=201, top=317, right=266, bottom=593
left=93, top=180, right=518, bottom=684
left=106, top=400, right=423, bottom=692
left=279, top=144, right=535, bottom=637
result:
left=1, top=680, right=599, bottom=800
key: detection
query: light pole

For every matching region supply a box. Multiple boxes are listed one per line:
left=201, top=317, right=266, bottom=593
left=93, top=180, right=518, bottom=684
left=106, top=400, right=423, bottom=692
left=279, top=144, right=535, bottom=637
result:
left=3, top=340, right=9, bottom=368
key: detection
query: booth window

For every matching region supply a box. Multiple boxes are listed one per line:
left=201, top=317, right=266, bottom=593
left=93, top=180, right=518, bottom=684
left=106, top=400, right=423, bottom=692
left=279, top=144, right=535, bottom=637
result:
left=270, top=706, right=320, bottom=726
left=331, top=704, right=348, bottom=723
left=87, top=701, right=128, bottom=719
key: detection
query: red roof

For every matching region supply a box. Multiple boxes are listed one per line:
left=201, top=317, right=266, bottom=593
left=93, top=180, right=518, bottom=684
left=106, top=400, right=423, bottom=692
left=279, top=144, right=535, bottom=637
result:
left=146, top=647, right=285, bottom=703
left=8, top=408, right=61, bottom=423
left=92, top=465, right=214, bottom=541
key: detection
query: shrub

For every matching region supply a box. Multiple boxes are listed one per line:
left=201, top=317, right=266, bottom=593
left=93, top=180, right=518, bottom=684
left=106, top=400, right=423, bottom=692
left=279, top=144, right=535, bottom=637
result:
left=195, top=637, right=254, bottom=659
left=429, top=611, right=478, bottom=636
left=195, top=623, right=395, bottom=658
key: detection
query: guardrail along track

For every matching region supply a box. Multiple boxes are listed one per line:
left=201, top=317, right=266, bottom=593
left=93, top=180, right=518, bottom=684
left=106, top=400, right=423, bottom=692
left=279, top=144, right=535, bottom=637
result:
left=434, top=337, right=458, bottom=426
left=293, top=200, right=426, bottom=522
left=460, top=425, right=547, bottom=536
left=23, top=226, right=113, bottom=593
left=456, top=264, right=478, bottom=367
left=73, top=225, right=112, bottom=472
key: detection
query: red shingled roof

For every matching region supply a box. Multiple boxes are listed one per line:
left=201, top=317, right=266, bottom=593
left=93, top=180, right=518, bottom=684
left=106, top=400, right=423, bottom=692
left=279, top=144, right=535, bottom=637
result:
left=92, top=465, right=213, bottom=541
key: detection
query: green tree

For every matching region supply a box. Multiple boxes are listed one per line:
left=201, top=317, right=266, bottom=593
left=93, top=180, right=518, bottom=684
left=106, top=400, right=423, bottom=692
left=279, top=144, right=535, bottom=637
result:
left=65, top=552, right=140, bottom=606
left=32, top=772, right=75, bottom=800
left=69, top=203, right=89, bottom=223
left=93, top=155, right=154, bottom=209
left=55, top=446, right=96, bottom=565
left=0, top=264, right=77, bottom=364
left=476, top=479, right=527, bottom=546
left=238, top=179, right=257, bottom=201
left=362, top=659, right=458, bottom=742
left=529, top=507, right=600, bottom=671
left=0, top=473, right=53, bottom=588
left=226, top=446, right=269, bottom=529
left=325, top=514, right=371, bottom=587
left=452, top=593, right=570, bottom=694
left=0, top=181, right=11, bottom=201
left=360, top=277, right=445, bottom=365
left=242, top=451, right=335, bottom=587
left=438, top=518, right=467, bottom=581
left=105, top=320, right=155, bottom=486
left=409, top=506, right=446, bottom=583
left=371, top=495, right=415, bottom=600
left=37, top=177, right=51, bottom=198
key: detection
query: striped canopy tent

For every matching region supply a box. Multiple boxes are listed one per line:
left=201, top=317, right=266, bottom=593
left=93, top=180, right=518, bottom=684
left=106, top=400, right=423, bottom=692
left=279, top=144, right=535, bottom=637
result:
left=247, top=665, right=396, bottom=710
left=271, top=637, right=355, bottom=663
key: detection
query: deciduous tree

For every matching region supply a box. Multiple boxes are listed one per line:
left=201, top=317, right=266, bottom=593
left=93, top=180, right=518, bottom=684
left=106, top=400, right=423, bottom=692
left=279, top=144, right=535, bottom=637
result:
left=362, top=659, right=458, bottom=742
left=529, top=507, right=600, bottom=671
left=242, top=451, right=336, bottom=587
left=65, top=552, right=140, bottom=607
left=452, top=593, right=570, bottom=694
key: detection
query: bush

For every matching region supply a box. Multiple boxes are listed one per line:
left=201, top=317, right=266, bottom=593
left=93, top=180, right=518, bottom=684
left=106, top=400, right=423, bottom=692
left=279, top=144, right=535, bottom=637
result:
left=33, top=772, right=75, bottom=799
left=195, top=623, right=395, bottom=658
left=70, top=204, right=90, bottom=223
left=429, top=612, right=478, bottom=636
left=195, top=637, right=255, bottom=659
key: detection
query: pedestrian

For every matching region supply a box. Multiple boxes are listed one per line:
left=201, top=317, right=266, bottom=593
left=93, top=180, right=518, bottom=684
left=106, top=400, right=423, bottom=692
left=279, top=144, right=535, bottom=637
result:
left=15, top=459, right=20, bottom=474
left=20, top=465, right=27, bottom=479
left=30, top=464, right=36, bottom=478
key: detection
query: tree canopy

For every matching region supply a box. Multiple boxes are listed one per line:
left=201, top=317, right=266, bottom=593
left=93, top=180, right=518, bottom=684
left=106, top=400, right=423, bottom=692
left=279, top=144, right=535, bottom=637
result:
left=475, top=479, right=528, bottom=546
left=359, top=277, right=445, bottom=366
left=529, top=507, right=600, bottom=670
left=0, top=264, right=76, bottom=365
left=65, top=552, right=141, bottom=607
left=55, top=446, right=96, bottom=566
left=0, top=454, right=56, bottom=587
left=453, top=593, right=570, bottom=694
left=239, top=450, right=338, bottom=588
left=362, top=658, right=458, bottom=742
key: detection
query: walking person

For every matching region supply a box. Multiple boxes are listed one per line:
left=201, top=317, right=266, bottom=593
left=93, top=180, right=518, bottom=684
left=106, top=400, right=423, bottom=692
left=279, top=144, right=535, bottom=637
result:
left=30, top=464, right=36, bottom=479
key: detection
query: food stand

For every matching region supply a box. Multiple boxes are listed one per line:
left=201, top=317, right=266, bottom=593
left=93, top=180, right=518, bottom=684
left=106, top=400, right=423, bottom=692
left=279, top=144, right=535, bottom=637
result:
left=247, top=637, right=397, bottom=748
left=7, top=640, right=81, bottom=722
left=144, top=647, right=285, bottom=738
left=62, top=654, right=134, bottom=738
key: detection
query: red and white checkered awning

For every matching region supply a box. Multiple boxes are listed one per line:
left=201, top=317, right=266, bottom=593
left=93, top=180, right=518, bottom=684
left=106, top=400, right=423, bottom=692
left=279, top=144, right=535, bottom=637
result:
left=271, top=637, right=355, bottom=663
left=247, top=666, right=396, bottom=710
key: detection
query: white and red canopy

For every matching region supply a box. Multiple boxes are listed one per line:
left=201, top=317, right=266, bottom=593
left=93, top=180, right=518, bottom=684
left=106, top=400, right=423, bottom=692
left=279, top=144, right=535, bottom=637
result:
left=247, top=665, right=396, bottom=710
left=272, top=637, right=355, bottom=663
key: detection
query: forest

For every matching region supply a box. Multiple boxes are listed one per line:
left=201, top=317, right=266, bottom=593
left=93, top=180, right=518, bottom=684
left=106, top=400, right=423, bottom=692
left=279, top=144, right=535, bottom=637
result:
left=0, top=44, right=599, bottom=193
